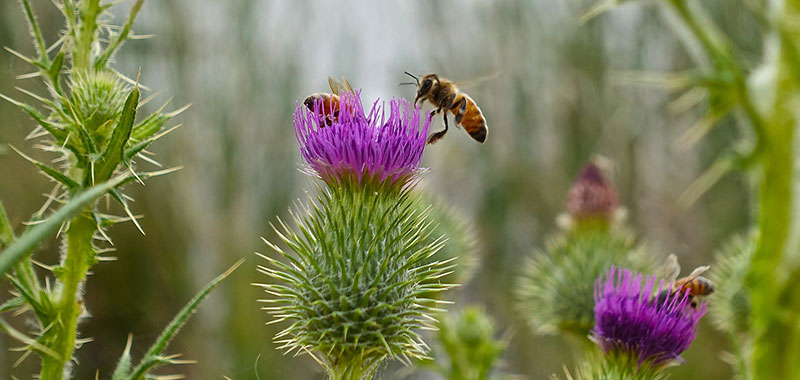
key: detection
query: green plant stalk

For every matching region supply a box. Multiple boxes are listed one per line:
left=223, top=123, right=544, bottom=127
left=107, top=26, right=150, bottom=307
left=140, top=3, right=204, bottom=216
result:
left=73, top=0, right=102, bottom=71
left=39, top=211, right=95, bottom=380
left=747, top=0, right=800, bottom=377
left=328, top=359, right=378, bottom=380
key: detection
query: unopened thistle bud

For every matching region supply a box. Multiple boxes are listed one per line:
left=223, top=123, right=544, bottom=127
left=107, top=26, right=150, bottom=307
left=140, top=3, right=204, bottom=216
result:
left=564, top=159, right=620, bottom=228
left=518, top=157, right=650, bottom=339
left=260, top=90, right=452, bottom=380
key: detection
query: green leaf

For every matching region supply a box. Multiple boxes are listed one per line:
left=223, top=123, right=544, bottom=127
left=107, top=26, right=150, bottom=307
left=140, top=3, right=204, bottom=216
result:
left=111, top=335, right=134, bottom=380
left=0, top=199, right=14, bottom=248
left=48, top=50, right=65, bottom=89
left=0, top=315, right=60, bottom=360
left=96, top=86, right=139, bottom=182
left=9, top=145, right=80, bottom=190
left=95, top=0, right=144, bottom=70
left=0, top=175, right=126, bottom=278
left=0, top=94, right=67, bottom=141
left=125, top=259, right=244, bottom=380
left=0, top=296, right=25, bottom=312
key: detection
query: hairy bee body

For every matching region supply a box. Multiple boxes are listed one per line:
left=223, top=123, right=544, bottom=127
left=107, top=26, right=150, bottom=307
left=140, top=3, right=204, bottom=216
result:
left=654, top=255, right=715, bottom=309
left=407, top=73, right=487, bottom=144
left=303, top=77, right=353, bottom=126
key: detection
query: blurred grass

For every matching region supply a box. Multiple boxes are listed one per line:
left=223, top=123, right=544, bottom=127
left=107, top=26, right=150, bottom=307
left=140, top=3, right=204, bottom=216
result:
left=0, top=0, right=757, bottom=378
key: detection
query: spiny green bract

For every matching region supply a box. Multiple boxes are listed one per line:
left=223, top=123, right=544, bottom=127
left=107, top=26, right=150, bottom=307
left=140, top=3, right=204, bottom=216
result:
left=709, top=233, right=754, bottom=336
left=517, top=227, right=653, bottom=337
left=416, top=193, right=481, bottom=287
left=552, top=353, right=667, bottom=380
left=258, top=185, right=455, bottom=377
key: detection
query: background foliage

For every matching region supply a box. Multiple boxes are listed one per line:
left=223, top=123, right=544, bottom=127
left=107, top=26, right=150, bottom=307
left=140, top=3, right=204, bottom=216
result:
left=0, top=0, right=755, bottom=378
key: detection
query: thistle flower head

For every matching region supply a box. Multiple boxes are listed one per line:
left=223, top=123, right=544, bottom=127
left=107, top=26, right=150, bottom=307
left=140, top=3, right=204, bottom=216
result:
left=592, top=267, right=706, bottom=369
left=294, top=91, right=430, bottom=188
left=565, top=159, right=619, bottom=225
left=69, top=70, right=128, bottom=134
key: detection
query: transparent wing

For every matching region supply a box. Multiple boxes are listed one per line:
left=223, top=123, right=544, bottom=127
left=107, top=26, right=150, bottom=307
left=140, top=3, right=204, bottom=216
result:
left=328, top=76, right=353, bottom=95
left=661, top=254, right=681, bottom=282
left=454, top=71, right=503, bottom=89
left=687, top=265, right=710, bottom=279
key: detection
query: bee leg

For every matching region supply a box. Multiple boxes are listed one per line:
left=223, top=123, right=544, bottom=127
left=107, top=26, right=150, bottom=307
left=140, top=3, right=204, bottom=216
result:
left=427, top=108, right=448, bottom=144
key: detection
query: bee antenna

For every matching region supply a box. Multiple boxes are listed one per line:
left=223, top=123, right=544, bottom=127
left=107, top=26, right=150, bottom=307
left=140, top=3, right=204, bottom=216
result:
left=398, top=81, right=417, bottom=87
left=404, top=71, right=420, bottom=85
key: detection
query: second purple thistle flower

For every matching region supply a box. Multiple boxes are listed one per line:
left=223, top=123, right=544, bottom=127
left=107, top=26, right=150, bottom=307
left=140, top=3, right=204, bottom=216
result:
left=294, top=91, right=431, bottom=187
left=592, top=267, right=707, bottom=368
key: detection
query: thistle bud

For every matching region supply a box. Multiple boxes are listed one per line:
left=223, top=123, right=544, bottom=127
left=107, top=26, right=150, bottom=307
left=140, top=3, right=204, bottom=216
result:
left=565, top=159, right=619, bottom=227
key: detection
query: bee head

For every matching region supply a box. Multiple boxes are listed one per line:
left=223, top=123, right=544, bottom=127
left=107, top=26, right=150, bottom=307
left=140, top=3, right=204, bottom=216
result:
left=303, top=96, right=316, bottom=111
left=414, top=74, right=438, bottom=105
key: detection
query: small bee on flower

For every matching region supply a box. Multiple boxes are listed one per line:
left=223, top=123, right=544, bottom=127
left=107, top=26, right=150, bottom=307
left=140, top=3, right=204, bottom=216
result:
left=592, top=267, right=707, bottom=370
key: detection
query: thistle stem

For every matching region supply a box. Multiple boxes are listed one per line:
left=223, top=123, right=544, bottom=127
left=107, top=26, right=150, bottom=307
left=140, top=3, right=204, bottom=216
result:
left=747, top=0, right=800, bottom=377
left=40, top=210, right=95, bottom=380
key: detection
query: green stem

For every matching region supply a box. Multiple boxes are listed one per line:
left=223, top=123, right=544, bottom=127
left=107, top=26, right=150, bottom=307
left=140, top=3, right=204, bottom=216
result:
left=40, top=210, right=96, bottom=380
left=328, top=357, right=381, bottom=380
left=747, top=1, right=800, bottom=378
left=72, top=0, right=102, bottom=71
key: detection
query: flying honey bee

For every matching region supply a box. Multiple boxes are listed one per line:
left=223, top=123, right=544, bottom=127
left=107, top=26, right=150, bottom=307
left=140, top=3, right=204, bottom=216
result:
left=403, top=72, right=488, bottom=144
left=303, top=76, right=354, bottom=127
left=655, top=254, right=715, bottom=309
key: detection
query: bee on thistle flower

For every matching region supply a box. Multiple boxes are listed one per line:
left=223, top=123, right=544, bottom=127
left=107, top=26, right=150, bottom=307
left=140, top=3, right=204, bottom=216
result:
left=592, top=267, right=707, bottom=372
left=260, top=87, right=451, bottom=380
left=294, top=90, right=431, bottom=188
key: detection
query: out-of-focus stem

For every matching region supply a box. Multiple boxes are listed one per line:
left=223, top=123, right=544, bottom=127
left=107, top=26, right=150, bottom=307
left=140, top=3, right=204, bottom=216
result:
left=39, top=211, right=95, bottom=380
left=747, top=0, right=800, bottom=378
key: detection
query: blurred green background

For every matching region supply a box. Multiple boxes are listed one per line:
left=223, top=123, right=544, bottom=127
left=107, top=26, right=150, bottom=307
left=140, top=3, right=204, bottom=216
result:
left=0, top=0, right=758, bottom=378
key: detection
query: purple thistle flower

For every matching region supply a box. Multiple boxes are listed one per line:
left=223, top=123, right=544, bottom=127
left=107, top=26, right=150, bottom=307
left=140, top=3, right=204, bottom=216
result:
left=592, top=267, right=707, bottom=369
left=294, top=90, right=431, bottom=188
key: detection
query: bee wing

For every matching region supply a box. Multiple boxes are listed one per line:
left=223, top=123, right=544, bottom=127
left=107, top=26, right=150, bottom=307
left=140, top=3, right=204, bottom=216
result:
left=328, top=76, right=353, bottom=95
left=454, top=70, right=503, bottom=89
left=661, top=254, right=681, bottom=282
left=687, top=265, right=711, bottom=279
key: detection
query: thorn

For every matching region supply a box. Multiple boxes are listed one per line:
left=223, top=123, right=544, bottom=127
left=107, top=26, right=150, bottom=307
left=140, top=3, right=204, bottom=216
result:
left=136, top=154, right=162, bottom=167
left=129, top=165, right=144, bottom=185
left=30, top=259, right=54, bottom=271
left=16, top=72, right=41, bottom=80
left=3, top=46, right=35, bottom=64
left=0, top=93, right=23, bottom=106
left=12, top=349, right=32, bottom=368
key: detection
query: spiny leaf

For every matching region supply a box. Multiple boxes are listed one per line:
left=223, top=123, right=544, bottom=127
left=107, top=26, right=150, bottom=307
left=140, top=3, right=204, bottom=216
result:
left=111, top=334, right=134, bottom=380
left=95, top=0, right=144, bottom=70
left=9, top=145, right=79, bottom=190
left=109, top=188, right=144, bottom=235
left=0, top=199, right=14, bottom=248
left=0, top=315, right=60, bottom=359
left=47, top=50, right=65, bottom=92
left=124, top=124, right=182, bottom=165
left=0, top=93, right=67, bottom=140
left=125, top=259, right=244, bottom=380
left=96, top=86, right=139, bottom=182
left=0, top=175, right=127, bottom=277
left=131, top=103, right=190, bottom=141
left=0, top=296, right=25, bottom=312
left=18, top=0, right=49, bottom=63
